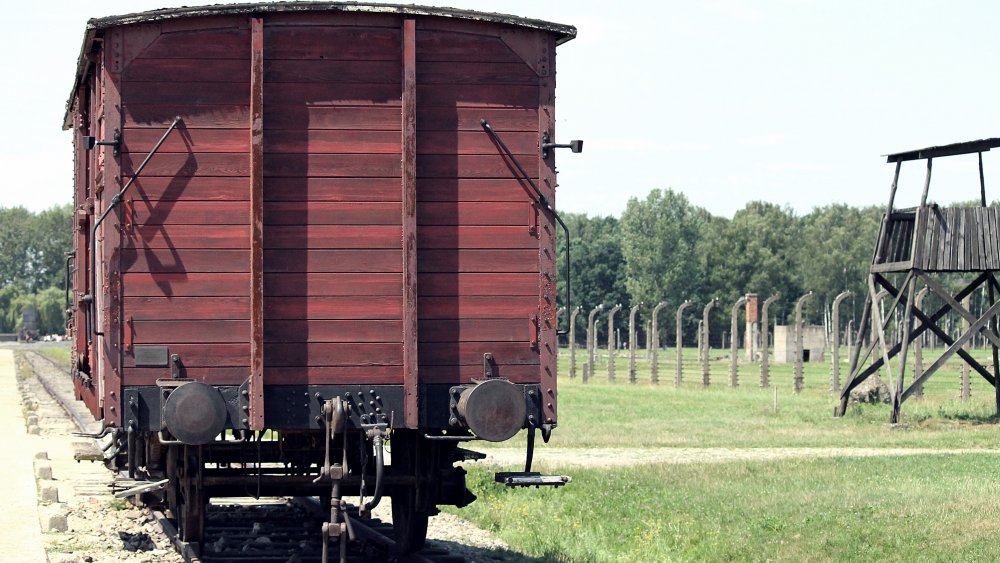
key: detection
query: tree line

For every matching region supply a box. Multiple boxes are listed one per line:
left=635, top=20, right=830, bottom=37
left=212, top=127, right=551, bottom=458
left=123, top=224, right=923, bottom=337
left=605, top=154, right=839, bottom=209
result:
left=0, top=205, right=73, bottom=335
left=557, top=188, right=884, bottom=345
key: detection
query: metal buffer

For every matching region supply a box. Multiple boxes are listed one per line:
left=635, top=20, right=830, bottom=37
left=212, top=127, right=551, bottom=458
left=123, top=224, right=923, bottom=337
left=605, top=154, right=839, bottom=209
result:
left=628, top=303, right=643, bottom=384
left=729, top=296, right=747, bottom=387
left=568, top=306, right=582, bottom=378
left=701, top=299, right=718, bottom=386
left=836, top=137, right=1000, bottom=422
left=675, top=301, right=693, bottom=386
left=830, top=290, right=852, bottom=393
left=760, top=295, right=780, bottom=388
left=649, top=301, right=668, bottom=385
left=793, top=291, right=813, bottom=393
left=606, top=304, right=623, bottom=381
left=585, top=304, right=604, bottom=384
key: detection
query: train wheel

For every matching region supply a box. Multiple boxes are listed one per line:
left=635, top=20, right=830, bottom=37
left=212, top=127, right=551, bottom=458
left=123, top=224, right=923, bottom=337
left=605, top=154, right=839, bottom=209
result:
left=391, top=431, right=429, bottom=553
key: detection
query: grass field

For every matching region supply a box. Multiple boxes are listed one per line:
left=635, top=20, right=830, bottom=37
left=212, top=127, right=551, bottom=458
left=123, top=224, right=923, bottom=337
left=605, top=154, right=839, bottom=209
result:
left=447, top=345, right=1000, bottom=562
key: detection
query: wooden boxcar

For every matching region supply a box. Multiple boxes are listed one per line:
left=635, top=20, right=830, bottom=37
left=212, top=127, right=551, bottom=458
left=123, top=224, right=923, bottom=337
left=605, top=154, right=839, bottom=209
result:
left=64, top=1, right=575, bottom=555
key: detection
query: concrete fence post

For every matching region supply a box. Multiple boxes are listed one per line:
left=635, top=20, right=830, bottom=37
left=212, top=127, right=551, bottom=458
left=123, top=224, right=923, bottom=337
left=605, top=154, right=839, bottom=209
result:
left=569, top=306, right=582, bottom=379
left=628, top=303, right=642, bottom=384
left=794, top=291, right=814, bottom=393
left=962, top=294, right=971, bottom=401
left=585, top=304, right=604, bottom=384
left=729, top=296, right=747, bottom=387
left=830, top=290, right=852, bottom=393
left=675, top=301, right=693, bottom=386
left=650, top=301, right=668, bottom=385
left=702, top=299, right=718, bottom=386
left=607, top=304, right=623, bottom=381
left=760, top=295, right=780, bottom=388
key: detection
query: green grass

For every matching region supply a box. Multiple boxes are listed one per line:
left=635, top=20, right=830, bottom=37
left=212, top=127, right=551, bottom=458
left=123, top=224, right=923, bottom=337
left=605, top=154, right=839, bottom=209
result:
left=457, top=454, right=1000, bottom=562
left=445, top=345, right=1000, bottom=561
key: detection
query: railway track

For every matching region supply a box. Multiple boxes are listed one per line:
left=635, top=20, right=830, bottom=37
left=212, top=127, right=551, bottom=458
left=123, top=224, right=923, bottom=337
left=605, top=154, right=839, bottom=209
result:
left=20, top=349, right=469, bottom=563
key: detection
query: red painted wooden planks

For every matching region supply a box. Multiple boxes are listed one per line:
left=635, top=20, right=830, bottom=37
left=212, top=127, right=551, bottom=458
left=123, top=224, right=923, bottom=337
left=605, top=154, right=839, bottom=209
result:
left=420, top=365, right=538, bottom=385
left=416, top=85, right=539, bottom=108
left=416, top=131, right=537, bottom=156
left=125, top=58, right=250, bottom=83
left=418, top=226, right=537, bottom=249
left=416, top=155, right=540, bottom=179
left=265, top=60, right=401, bottom=83
left=418, top=296, right=539, bottom=319
left=417, top=179, right=537, bottom=202
left=264, top=26, right=401, bottom=60
left=125, top=104, right=250, bottom=129
left=419, top=319, right=529, bottom=342
left=265, top=225, right=401, bottom=249
left=124, top=273, right=249, bottom=296
left=124, top=343, right=249, bottom=367
left=417, top=62, right=539, bottom=85
left=129, top=367, right=250, bottom=385
left=125, top=225, right=250, bottom=249
left=130, top=320, right=248, bottom=344
left=132, top=177, right=250, bottom=202
left=416, top=250, right=537, bottom=273
left=420, top=342, right=539, bottom=366
left=264, top=83, right=402, bottom=106
left=417, top=108, right=538, bottom=132
left=264, top=130, right=401, bottom=154
left=264, top=178, right=400, bottom=202
left=418, top=273, right=538, bottom=296
left=265, top=343, right=402, bottom=366
left=124, top=297, right=250, bottom=321
left=416, top=31, right=522, bottom=63
left=125, top=81, right=249, bottom=105
left=131, top=201, right=249, bottom=225
left=265, top=105, right=401, bottom=131
left=121, top=249, right=249, bottom=273
left=123, top=128, right=249, bottom=154
left=416, top=202, right=530, bottom=226
left=264, top=319, right=402, bottom=342
left=264, top=296, right=402, bottom=320
left=263, top=366, right=401, bottom=385
left=264, top=202, right=400, bottom=225
left=264, top=250, right=403, bottom=273
left=264, top=154, right=401, bottom=177
left=265, top=273, right=402, bottom=296
left=121, top=153, right=250, bottom=177
left=136, top=27, right=251, bottom=59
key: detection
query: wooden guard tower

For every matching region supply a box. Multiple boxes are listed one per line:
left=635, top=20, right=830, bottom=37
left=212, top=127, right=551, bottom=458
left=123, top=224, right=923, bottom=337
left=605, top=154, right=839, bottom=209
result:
left=837, top=138, right=1000, bottom=422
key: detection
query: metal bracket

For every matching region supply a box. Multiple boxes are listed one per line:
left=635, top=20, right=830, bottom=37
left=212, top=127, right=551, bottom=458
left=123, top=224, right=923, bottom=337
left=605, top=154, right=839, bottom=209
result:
left=483, top=353, right=497, bottom=379
left=170, top=354, right=182, bottom=379
left=540, top=131, right=583, bottom=160
left=83, top=129, right=121, bottom=157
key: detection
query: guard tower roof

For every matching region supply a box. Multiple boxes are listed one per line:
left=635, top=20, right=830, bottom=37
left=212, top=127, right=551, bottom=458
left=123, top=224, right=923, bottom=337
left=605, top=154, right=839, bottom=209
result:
left=885, top=138, right=1000, bottom=163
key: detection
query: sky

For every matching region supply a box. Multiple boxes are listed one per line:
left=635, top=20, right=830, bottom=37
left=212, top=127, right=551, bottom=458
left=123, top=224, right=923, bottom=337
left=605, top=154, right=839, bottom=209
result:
left=3, top=0, right=1000, bottom=219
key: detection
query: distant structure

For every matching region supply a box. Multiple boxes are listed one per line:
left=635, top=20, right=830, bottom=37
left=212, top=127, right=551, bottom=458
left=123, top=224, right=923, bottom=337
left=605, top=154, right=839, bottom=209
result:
left=772, top=325, right=825, bottom=363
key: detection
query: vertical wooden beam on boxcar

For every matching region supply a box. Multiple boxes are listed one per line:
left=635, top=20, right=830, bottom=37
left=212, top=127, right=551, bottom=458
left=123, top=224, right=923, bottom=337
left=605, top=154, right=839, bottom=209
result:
left=401, top=19, right=419, bottom=429
left=537, top=32, right=558, bottom=426
left=248, top=17, right=265, bottom=429
left=102, top=27, right=124, bottom=423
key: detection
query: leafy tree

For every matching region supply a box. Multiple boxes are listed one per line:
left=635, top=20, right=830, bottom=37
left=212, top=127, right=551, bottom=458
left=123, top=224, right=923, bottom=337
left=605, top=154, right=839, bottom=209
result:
left=557, top=213, right=628, bottom=344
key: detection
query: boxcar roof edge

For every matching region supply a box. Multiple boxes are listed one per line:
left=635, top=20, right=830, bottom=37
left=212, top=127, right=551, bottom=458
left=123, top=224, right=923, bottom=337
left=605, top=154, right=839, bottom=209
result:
left=62, top=1, right=577, bottom=128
